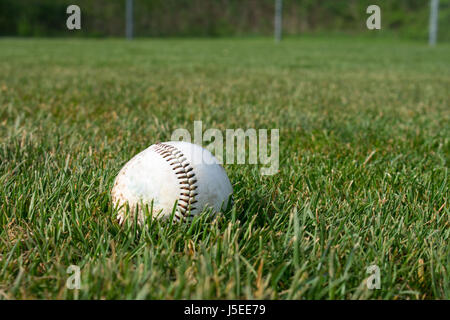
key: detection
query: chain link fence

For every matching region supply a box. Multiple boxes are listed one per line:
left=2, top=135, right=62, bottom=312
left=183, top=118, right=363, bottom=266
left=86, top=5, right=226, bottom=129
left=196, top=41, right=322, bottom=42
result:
left=0, top=0, right=449, bottom=41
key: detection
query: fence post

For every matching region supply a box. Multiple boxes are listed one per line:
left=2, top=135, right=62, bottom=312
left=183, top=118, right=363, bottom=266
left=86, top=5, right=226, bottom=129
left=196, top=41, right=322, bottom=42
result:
left=126, top=0, right=134, bottom=40
left=429, top=0, right=439, bottom=46
left=274, top=0, right=283, bottom=42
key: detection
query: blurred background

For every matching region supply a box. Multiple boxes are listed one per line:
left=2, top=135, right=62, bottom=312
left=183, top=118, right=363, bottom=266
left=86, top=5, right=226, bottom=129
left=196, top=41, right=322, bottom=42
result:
left=0, top=0, right=449, bottom=41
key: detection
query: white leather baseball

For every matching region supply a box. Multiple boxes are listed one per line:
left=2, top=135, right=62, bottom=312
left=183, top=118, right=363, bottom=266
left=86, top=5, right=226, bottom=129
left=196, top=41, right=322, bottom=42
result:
left=111, top=141, right=233, bottom=224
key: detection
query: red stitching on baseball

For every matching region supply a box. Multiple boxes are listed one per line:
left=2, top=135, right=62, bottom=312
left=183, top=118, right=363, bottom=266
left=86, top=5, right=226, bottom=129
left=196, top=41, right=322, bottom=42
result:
left=152, top=143, right=198, bottom=219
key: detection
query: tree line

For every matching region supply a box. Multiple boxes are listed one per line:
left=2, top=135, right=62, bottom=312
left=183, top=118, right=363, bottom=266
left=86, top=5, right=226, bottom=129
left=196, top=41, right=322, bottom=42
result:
left=0, top=0, right=449, bottom=41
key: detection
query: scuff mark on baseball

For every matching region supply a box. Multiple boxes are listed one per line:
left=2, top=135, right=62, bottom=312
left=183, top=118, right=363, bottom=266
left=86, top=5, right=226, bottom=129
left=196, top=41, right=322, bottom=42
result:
left=111, top=141, right=233, bottom=224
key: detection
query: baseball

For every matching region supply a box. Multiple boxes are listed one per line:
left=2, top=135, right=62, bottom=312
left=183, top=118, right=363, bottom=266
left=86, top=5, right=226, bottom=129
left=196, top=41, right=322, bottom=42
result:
left=111, top=141, right=233, bottom=224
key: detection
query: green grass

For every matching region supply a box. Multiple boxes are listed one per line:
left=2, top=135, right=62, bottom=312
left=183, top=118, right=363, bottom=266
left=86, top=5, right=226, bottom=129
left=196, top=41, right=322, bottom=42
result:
left=0, top=37, right=449, bottom=299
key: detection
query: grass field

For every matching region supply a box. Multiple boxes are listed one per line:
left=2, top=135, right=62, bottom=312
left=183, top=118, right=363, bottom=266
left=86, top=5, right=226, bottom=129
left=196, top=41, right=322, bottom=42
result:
left=0, top=36, right=449, bottom=299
